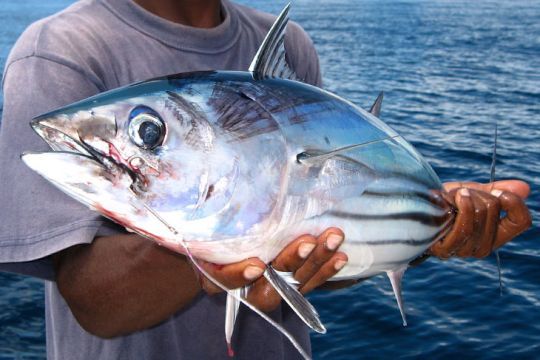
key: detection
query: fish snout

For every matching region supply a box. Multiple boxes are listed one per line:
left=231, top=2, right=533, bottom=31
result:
left=32, top=110, right=117, bottom=146
left=31, top=113, right=150, bottom=193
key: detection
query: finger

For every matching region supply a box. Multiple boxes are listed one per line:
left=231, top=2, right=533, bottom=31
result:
left=299, top=252, right=348, bottom=294
left=472, top=191, right=500, bottom=258
left=493, top=190, right=532, bottom=249
left=248, top=229, right=345, bottom=312
left=246, top=278, right=282, bottom=313
left=197, top=258, right=266, bottom=294
left=430, top=188, right=474, bottom=258
left=457, top=189, right=487, bottom=258
left=493, top=180, right=530, bottom=199
left=443, top=180, right=530, bottom=200
left=272, top=234, right=318, bottom=272
left=443, top=181, right=480, bottom=193
left=294, top=228, right=344, bottom=285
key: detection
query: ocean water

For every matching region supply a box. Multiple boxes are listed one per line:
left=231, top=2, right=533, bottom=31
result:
left=0, top=0, right=539, bottom=359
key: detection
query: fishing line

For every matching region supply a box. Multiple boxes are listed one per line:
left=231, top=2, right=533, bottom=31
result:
left=490, top=124, right=503, bottom=296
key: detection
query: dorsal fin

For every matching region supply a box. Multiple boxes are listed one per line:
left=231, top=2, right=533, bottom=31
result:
left=249, top=3, right=298, bottom=81
left=369, top=92, right=384, bottom=117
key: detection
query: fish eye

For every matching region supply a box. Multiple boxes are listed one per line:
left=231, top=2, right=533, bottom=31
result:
left=128, top=106, right=166, bottom=150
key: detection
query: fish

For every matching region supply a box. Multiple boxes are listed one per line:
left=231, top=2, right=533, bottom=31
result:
left=21, top=4, right=455, bottom=359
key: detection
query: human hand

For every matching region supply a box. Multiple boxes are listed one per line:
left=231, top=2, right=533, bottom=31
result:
left=430, top=180, right=531, bottom=259
left=196, top=228, right=348, bottom=312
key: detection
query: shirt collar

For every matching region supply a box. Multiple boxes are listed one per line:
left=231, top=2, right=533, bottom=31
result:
left=99, top=0, right=241, bottom=53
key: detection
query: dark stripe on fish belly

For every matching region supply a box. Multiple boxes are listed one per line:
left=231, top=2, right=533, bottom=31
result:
left=355, top=236, right=436, bottom=246
left=350, top=219, right=454, bottom=246
left=364, top=189, right=432, bottom=200
left=327, top=210, right=449, bottom=226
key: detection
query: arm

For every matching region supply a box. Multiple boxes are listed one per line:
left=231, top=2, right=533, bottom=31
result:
left=54, top=230, right=347, bottom=337
left=53, top=235, right=200, bottom=338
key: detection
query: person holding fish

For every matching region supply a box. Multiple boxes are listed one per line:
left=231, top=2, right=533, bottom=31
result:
left=0, top=0, right=531, bottom=359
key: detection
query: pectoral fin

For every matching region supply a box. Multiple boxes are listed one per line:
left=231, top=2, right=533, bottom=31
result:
left=264, top=266, right=326, bottom=334
left=296, top=135, right=399, bottom=166
left=386, top=266, right=408, bottom=326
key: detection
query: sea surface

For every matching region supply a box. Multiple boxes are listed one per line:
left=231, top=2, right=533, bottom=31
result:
left=0, top=0, right=539, bottom=359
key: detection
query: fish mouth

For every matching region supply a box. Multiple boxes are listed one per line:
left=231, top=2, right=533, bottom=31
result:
left=28, top=116, right=147, bottom=193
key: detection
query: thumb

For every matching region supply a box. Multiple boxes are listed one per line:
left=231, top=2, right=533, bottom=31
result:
left=196, top=258, right=266, bottom=294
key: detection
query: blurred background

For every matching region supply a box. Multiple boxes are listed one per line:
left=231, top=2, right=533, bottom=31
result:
left=1, top=0, right=539, bottom=359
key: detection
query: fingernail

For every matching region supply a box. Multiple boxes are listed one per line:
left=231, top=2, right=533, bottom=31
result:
left=243, top=266, right=264, bottom=280
left=298, top=243, right=316, bottom=259
left=460, top=188, right=470, bottom=197
left=334, top=259, right=347, bottom=271
left=325, top=233, right=343, bottom=251
left=491, top=189, right=503, bottom=197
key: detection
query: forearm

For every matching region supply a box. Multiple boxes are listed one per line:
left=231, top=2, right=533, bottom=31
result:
left=53, top=234, right=201, bottom=338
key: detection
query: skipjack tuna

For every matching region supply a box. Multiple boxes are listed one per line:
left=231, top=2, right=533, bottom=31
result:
left=23, top=4, right=454, bottom=359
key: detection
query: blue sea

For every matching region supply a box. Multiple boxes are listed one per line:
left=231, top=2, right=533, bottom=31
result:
left=0, top=0, right=539, bottom=359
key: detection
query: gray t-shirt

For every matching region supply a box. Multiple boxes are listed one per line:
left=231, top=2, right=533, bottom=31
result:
left=0, top=0, right=322, bottom=359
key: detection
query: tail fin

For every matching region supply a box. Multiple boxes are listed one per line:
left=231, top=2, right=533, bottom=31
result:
left=490, top=124, right=503, bottom=296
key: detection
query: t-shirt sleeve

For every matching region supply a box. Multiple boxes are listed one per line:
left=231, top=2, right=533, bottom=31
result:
left=0, top=55, right=113, bottom=280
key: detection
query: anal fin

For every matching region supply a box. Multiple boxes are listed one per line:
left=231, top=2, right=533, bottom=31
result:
left=225, top=288, right=247, bottom=357
left=264, top=266, right=326, bottom=334
left=386, top=266, right=408, bottom=326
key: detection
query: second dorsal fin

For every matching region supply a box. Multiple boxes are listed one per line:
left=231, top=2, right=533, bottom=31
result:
left=249, top=3, right=298, bottom=81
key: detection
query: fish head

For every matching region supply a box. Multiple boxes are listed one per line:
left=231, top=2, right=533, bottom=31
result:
left=22, top=83, right=240, bottom=245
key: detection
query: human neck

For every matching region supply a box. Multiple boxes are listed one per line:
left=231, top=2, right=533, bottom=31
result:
left=132, top=0, right=223, bottom=28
